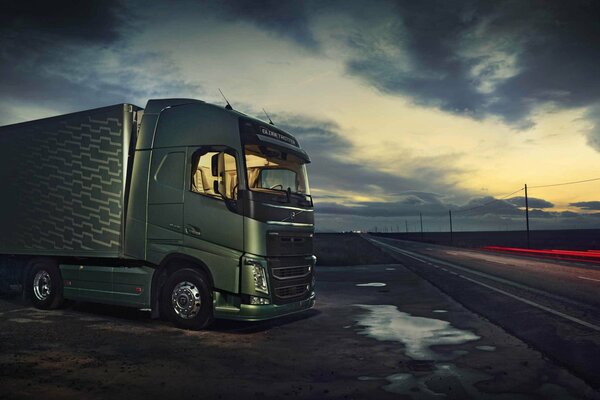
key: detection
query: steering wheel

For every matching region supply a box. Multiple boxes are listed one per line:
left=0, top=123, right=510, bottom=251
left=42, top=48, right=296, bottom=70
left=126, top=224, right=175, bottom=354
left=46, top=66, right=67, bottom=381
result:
left=270, top=184, right=283, bottom=190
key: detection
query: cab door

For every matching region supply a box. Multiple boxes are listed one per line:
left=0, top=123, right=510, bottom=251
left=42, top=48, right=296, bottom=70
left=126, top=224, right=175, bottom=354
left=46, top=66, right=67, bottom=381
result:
left=146, top=148, right=186, bottom=260
left=183, top=146, right=244, bottom=293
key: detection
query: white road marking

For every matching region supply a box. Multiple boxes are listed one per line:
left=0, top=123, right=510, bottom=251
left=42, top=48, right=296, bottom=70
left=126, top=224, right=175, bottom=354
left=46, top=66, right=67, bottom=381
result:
left=369, top=238, right=600, bottom=332
left=356, top=282, right=387, bottom=287
left=371, top=239, right=586, bottom=307
left=578, top=276, right=600, bottom=282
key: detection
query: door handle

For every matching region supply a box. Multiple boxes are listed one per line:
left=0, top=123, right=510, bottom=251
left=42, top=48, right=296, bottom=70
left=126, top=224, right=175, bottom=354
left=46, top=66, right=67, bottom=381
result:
left=185, top=225, right=202, bottom=237
left=169, top=223, right=182, bottom=231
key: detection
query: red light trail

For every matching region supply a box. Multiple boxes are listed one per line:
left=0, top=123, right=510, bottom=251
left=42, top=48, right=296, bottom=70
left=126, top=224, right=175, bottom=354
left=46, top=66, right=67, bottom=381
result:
left=483, top=246, right=600, bottom=264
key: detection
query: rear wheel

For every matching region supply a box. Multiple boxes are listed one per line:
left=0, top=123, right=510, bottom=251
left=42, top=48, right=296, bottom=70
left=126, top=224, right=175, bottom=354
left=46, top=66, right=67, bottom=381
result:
left=162, top=268, right=214, bottom=330
left=27, top=261, right=64, bottom=310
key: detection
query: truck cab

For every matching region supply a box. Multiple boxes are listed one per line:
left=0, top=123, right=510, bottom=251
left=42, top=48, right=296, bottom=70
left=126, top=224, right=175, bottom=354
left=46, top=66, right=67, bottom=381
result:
left=125, top=99, right=315, bottom=328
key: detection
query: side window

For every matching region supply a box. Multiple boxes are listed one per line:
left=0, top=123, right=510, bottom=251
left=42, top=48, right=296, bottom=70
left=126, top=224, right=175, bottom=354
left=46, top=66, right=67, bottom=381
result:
left=192, top=151, right=219, bottom=197
left=191, top=149, right=238, bottom=200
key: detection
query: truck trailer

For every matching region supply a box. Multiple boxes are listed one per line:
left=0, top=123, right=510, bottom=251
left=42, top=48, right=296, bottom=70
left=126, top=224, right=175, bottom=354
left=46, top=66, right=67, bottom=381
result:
left=0, top=99, right=315, bottom=329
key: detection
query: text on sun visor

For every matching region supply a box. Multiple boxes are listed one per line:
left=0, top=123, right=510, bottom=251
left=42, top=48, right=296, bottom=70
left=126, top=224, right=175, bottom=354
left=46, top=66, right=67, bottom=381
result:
left=260, top=127, right=298, bottom=147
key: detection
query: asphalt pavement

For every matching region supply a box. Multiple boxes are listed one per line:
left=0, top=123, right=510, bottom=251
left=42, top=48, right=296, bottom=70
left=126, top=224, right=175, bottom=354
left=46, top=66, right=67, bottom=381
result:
left=367, top=235, right=600, bottom=394
left=1, top=253, right=599, bottom=399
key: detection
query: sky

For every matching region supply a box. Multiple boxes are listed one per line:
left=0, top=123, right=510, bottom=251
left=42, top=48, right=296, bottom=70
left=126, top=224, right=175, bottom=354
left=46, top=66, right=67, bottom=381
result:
left=1, top=0, right=600, bottom=232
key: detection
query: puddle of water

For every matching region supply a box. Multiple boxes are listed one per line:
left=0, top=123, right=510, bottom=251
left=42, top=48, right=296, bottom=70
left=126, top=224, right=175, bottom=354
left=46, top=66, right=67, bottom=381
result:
left=476, top=345, right=496, bottom=352
left=355, top=305, right=479, bottom=360
left=357, top=376, right=380, bottom=381
left=384, top=363, right=527, bottom=400
left=354, top=306, right=566, bottom=400
left=385, top=267, right=396, bottom=271
left=356, top=283, right=387, bottom=287
left=432, top=310, right=447, bottom=313
left=361, top=364, right=529, bottom=400
left=9, top=318, right=51, bottom=324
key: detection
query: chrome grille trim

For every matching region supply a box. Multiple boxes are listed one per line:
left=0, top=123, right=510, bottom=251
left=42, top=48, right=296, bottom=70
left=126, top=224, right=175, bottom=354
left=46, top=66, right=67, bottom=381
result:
left=275, top=284, right=309, bottom=299
left=272, top=265, right=311, bottom=280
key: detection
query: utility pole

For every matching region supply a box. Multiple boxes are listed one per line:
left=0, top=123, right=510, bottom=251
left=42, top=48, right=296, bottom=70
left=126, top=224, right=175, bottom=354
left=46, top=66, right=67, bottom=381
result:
left=419, top=212, right=424, bottom=240
left=524, top=184, right=530, bottom=248
left=449, top=210, right=453, bottom=245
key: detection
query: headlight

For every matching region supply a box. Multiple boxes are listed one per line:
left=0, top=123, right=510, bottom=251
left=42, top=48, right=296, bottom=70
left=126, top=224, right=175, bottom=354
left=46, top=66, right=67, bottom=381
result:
left=250, top=296, right=270, bottom=305
left=246, top=259, right=269, bottom=294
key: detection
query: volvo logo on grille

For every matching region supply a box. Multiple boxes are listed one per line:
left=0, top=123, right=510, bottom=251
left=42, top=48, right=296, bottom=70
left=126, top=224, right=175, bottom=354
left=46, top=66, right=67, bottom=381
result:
left=281, top=209, right=307, bottom=223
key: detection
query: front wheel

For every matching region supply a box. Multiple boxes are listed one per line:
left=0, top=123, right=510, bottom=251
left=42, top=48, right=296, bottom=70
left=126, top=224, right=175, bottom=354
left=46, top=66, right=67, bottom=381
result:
left=162, top=268, right=214, bottom=330
left=27, top=261, right=64, bottom=310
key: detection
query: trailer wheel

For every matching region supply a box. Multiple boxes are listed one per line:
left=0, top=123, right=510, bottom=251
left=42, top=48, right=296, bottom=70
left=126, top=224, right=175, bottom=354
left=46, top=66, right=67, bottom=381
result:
left=162, top=268, right=214, bottom=330
left=27, top=261, right=64, bottom=310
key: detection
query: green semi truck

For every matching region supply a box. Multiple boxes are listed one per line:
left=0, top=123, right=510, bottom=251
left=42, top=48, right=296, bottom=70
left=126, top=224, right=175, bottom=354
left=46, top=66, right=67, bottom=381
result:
left=0, top=99, right=315, bottom=329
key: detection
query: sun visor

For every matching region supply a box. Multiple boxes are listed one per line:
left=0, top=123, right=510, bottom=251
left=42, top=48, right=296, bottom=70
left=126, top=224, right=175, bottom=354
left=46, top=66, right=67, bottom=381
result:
left=239, top=117, right=310, bottom=162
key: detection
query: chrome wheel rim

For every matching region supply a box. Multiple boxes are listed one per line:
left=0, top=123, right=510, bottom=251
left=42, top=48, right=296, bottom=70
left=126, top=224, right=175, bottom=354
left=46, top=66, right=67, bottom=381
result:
left=33, top=270, right=51, bottom=301
left=171, top=281, right=201, bottom=319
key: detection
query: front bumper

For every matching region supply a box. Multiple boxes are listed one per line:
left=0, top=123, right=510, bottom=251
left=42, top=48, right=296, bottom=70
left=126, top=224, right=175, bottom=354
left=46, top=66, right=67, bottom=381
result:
left=214, top=292, right=316, bottom=321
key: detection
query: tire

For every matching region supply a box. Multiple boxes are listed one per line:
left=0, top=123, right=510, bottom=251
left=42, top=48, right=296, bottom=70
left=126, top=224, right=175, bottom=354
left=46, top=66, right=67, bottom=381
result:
left=27, top=261, right=64, bottom=310
left=162, top=268, right=214, bottom=330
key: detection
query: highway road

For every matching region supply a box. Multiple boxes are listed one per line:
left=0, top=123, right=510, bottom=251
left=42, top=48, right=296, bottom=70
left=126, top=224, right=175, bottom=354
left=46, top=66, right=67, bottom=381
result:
left=367, top=235, right=600, bottom=391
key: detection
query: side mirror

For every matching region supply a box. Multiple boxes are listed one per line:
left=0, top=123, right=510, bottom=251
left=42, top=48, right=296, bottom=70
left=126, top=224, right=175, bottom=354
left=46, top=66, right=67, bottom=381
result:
left=211, top=153, right=219, bottom=177
left=218, top=152, right=226, bottom=196
left=211, top=152, right=226, bottom=197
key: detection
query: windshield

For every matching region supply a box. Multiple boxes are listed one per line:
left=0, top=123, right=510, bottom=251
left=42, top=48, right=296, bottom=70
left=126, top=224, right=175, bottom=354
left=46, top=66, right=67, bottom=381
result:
left=245, top=144, right=310, bottom=195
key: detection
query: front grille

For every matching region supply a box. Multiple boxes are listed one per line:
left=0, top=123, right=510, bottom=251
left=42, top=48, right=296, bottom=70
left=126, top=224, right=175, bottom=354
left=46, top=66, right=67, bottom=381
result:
left=268, top=255, right=314, bottom=304
left=267, top=232, right=313, bottom=256
left=272, top=265, right=311, bottom=280
left=275, top=284, right=309, bottom=299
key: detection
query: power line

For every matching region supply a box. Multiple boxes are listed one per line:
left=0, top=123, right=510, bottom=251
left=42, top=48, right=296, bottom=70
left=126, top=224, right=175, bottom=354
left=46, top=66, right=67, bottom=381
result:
left=529, top=177, right=600, bottom=189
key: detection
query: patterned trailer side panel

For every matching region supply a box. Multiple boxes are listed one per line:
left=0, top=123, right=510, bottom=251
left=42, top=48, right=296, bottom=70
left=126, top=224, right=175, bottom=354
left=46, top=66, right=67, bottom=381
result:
left=0, top=105, right=129, bottom=257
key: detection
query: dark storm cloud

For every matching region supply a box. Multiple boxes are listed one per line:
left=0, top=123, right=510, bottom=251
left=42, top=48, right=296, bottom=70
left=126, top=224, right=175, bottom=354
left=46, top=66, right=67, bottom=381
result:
left=0, top=0, right=201, bottom=124
left=214, top=0, right=319, bottom=49
left=570, top=201, right=600, bottom=210
left=506, top=197, right=554, bottom=209
left=316, top=199, right=446, bottom=218
left=313, top=193, right=600, bottom=232
left=345, top=1, right=489, bottom=117
left=455, top=196, right=522, bottom=217
left=344, top=0, right=600, bottom=129
left=583, top=104, right=600, bottom=151
left=224, top=0, right=600, bottom=140
left=0, top=1, right=123, bottom=43
left=315, top=193, right=561, bottom=219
